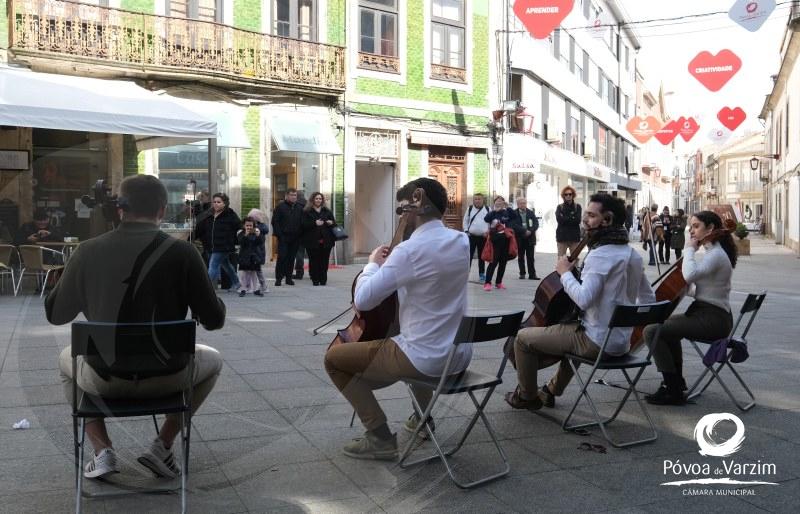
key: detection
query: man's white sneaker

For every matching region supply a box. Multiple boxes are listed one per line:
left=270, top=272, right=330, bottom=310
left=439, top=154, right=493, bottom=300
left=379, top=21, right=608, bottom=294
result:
left=84, top=447, right=119, bottom=479
left=137, top=438, right=181, bottom=479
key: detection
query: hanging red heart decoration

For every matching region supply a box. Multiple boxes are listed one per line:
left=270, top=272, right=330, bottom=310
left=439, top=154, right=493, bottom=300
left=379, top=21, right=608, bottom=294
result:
left=688, top=50, right=742, bottom=92
left=678, top=117, right=700, bottom=142
left=717, top=107, right=747, bottom=131
left=626, top=116, right=662, bottom=144
left=654, top=120, right=680, bottom=145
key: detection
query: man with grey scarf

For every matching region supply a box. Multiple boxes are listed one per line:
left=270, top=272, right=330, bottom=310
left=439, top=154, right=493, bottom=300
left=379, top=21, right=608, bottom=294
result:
left=504, top=193, right=655, bottom=411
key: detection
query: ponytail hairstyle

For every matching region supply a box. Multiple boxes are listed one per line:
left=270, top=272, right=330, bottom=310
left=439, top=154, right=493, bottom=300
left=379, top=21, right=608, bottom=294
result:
left=693, top=210, right=737, bottom=268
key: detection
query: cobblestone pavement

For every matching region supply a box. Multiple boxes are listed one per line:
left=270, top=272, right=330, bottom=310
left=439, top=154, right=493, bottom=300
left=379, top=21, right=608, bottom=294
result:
left=0, top=235, right=798, bottom=513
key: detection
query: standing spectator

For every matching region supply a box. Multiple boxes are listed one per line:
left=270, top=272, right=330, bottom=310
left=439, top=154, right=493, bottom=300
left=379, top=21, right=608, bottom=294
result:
left=194, top=193, right=241, bottom=291
left=670, top=208, right=687, bottom=260
left=462, top=193, right=490, bottom=282
left=246, top=208, right=269, bottom=294
left=294, top=190, right=307, bottom=280
left=301, top=192, right=337, bottom=286
left=271, top=188, right=303, bottom=286
left=236, top=217, right=266, bottom=297
left=660, top=206, right=673, bottom=264
left=641, top=204, right=662, bottom=266
left=625, top=203, right=634, bottom=233
left=555, top=186, right=581, bottom=257
left=483, top=196, right=519, bottom=291
left=514, top=197, right=539, bottom=280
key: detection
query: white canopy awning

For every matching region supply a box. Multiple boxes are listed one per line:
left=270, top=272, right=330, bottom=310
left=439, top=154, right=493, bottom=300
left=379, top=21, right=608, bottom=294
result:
left=268, top=114, right=342, bottom=155
left=0, top=67, right=217, bottom=141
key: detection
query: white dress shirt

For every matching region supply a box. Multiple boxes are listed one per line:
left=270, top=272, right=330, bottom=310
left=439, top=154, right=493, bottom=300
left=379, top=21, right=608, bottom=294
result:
left=560, top=244, right=656, bottom=355
left=354, top=220, right=471, bottom=376
left=683, top=242, right=732, bottom=312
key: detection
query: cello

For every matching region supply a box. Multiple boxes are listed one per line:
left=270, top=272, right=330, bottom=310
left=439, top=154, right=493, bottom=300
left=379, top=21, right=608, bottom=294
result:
left=328, top=188, right=426, bottom=349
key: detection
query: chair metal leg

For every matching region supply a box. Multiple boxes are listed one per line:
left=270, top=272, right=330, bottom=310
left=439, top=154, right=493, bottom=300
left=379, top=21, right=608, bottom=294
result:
left=687, top=342, right=755, bottom=411
left=398, top=386, right=509, bottom=489
left=180, top=410, right=189, bottom=514
left=39, top=270, right=52, bottom=298
left=563, top=362, right=658, bottom=448
left=76, top=417, right=86, bottom=514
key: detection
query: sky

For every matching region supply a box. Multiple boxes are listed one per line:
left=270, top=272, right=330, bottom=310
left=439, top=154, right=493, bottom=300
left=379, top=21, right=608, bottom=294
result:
left=618, top=0, right=789, bottom=151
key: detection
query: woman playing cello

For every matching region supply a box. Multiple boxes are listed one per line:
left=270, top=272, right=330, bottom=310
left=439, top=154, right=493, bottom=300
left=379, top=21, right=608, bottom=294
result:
left=644, top=210, right=738, bottom=405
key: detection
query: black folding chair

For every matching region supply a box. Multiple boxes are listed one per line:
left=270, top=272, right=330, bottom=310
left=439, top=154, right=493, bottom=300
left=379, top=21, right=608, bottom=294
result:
left=398, top=311, right=525, bottom=489
left=562, top=301, right=672, bottom=448
left=686, top=292, right=766, bottom=411
left=71, top=320, right=196, bottom=514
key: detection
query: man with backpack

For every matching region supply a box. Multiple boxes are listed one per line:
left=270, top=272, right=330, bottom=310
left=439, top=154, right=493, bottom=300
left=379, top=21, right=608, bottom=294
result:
left=462, top=193, right=490, bottom=282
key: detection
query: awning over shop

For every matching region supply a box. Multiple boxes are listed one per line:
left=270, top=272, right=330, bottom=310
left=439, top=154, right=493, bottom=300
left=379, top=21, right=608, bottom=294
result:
left=0, top=67, right=216, bottom=141
left=171, top=98, right=251, bottom=149
left=268, top=114, right=342, bottom=154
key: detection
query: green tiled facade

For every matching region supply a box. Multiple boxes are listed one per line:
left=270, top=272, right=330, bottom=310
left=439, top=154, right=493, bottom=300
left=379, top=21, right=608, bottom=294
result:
left=240, top=106, right=261, bottom=214
left=473, top=151, right=489, bottom=194
left=234, top=0, right=261, bottom=33
left=122, top=135, right=141, bottom=176
left=120, top=0, right=154, bottom=12
left=407, top=148, right=423, bottom=180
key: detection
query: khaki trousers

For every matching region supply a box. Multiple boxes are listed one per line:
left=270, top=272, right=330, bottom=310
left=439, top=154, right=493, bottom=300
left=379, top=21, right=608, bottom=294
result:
left=324, top=339, right=431, bottom=431
left=557, top=241, right=580, bottom=257
left=58, top=344, right=223, bottom=417
left=514, top=322, right=599, bottom=397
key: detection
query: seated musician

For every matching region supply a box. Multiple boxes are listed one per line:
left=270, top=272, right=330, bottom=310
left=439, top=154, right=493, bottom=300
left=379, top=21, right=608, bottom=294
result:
left=324, top=178, right=470, bottom=460
left=505, top=193, right=655, bottom=410
left=644, top=211, right=737, bottom=405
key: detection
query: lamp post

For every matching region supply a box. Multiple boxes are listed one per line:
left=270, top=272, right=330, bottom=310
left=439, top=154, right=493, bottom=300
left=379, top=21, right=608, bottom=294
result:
left=751, top=155, right=777, bottom=235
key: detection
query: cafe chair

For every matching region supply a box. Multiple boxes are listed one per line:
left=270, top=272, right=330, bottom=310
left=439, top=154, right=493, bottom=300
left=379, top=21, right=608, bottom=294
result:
left=0, top=244, right=21, bottom=296
left=398, top=311, right=525, bottom=489
left=686, top=292, right=766, bottom=411
left=71, top=320, right=196, bottom=514
left=17, top=244, right=65, bottom=297
left=562, top=301, right=672, bottom=448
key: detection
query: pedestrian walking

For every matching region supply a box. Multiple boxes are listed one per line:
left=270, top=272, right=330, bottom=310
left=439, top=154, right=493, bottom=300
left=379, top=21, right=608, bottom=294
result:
left=246, top=208, right=270, bottom=293
left=513, top=197, right=539, bottom=280
left=555, top=186, right=581, bottom=257
left=483, top=196, right=519, bottom=291
left=194, top=193, right=241, bottom=291
left=660, top=206, right=673, bottom=264
left=237, top=217, right=266, bottom=297
left=301, top=192, right=337, bottom=286
left=271, top=188, right=303, bottom=286
left=671, top=208, right=687, bottom=260
left=462, top=193, right=490, bottom=282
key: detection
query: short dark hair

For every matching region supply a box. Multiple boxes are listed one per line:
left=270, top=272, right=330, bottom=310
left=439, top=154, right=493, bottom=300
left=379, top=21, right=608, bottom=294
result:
left=396, top=177, right=447, bottom=218
left=119, top=175, right=168, bottom=218
left=242, top=216, right=256, bottom=226
left=212, top=192, right=229, bottom=207
left=33, top=208, right=49, bottom=221
left=589, top=193, right=626, bottom=227
left=286, top=188, right=297, bottom=196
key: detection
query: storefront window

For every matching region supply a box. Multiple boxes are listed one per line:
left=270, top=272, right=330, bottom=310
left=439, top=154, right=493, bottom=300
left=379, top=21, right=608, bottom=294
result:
left=509, top=172, right=535, bottom=204
left=158, top=145, right=227, bottom=225
left=271, top=147, right=321, bottom=207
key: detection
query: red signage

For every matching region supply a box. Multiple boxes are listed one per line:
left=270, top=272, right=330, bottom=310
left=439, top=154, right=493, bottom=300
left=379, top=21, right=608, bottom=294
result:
left=654, top=120, right=680, bottom=145
left=717, top=106, right=747, bottom=131
left=513, top=0, right=574, bottom=40
left=688, top=50, right=742, bottom=92
left=678, top=116, right=700, bottom=142
left=626, top=116, right=662, bottom=144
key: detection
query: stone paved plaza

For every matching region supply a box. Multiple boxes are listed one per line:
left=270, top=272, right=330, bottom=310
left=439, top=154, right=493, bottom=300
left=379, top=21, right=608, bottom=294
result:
left=0, top=236, right=798, bottom=513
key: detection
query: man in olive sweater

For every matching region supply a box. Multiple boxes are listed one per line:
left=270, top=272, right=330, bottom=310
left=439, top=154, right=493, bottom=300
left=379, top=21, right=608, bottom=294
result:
left=46, top=175, right=226, bottom=481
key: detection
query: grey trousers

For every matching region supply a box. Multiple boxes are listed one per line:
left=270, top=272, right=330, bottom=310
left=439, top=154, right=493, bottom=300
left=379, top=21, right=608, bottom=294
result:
left=644, top=301, right=733, bottom=375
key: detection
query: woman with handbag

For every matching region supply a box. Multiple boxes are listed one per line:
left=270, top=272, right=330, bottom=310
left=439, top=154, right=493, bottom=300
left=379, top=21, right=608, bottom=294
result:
left=301, top=192, right=337, bottom=286
left=482, top=196, right=520, bottom=291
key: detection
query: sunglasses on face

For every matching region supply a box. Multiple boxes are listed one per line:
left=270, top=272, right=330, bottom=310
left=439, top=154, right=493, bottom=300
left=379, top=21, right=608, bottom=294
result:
left=563, top=193, right=574, bottom=197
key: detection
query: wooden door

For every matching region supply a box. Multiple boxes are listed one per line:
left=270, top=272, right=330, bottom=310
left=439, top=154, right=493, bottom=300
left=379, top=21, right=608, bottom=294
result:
left=271, top=168, right=296, bottom=261
left=428, top=150, right=465, bottom=231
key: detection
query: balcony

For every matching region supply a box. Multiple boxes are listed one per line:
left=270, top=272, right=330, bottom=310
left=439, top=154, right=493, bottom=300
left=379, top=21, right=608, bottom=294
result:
left=8, top=0, right=346, bottom=96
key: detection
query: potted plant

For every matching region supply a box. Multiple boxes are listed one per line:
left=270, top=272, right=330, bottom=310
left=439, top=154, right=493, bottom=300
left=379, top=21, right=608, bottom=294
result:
left=734, top=222, right=750, bottom=256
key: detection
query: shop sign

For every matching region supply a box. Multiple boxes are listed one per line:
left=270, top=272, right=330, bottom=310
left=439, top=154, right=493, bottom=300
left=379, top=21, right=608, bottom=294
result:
left=0, top=150, right=30, bottom=171
left=586, top=164, right=611, bottom=183
left=159, top=148, right=209, bottom=170
left=409, top=131, right=491, bottom=149
left=728, top=0, right=776, bottom=32
left=688, top=50, right=742, bottom=92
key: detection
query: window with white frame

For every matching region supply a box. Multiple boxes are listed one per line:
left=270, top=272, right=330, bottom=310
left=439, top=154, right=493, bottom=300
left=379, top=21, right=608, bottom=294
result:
left=431, top=0, right=466, bottom=80
left=609, top=133, right=617, bottom=169
left=167, top=0, right=219, bottom=21
left=570, top=112, right=580, bottom=154
left=359, top=0, right=399, bottom=72
left=598, top=125, right=607, bottom=165
left=559, top=29, right=570, bottom=68
left=274, top=0, right=317, bottom=41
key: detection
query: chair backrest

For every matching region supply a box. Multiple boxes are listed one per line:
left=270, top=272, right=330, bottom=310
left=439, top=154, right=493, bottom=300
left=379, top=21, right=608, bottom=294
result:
left=71, top=320, right=196, bottom=378
left=452, top=311, right=525, bottom=345
left=608, top=301, right=673, bottom=329
left=18, top=245, right=45, bottom=271
left=733, top=292, right=767, bottom=341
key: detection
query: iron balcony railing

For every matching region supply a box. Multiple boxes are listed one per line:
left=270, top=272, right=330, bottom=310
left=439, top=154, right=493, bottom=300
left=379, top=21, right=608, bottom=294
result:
left=9, top=0, right=346, bottom=92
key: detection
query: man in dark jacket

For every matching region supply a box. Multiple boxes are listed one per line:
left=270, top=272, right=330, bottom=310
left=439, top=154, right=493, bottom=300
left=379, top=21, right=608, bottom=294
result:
left=194, top=193, right=241, bottom=291
left=555, top=186, right=582, bottom=257
left=15, top=208, right=63, bottom=245
left=271, top=188, right=303, bottom=286
left=293, top=190, right=307, bottom=280
left=46, top=175, right=225, bottom=481
left=514, top=197, right=540, bottom=280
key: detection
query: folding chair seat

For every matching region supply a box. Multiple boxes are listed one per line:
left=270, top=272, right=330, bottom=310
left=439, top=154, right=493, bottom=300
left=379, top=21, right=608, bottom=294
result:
left=0, top=244, right=20, bottom=296
left=71, top=320, right=196, bottom=514
left=562, top=301, right=672, bottom=448
left=18, top=244, right=64, bottom=297
left=398, top=311, right=525, bottom=489
left=686, top=292, right=766, bottom=411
